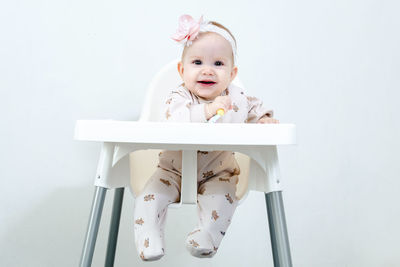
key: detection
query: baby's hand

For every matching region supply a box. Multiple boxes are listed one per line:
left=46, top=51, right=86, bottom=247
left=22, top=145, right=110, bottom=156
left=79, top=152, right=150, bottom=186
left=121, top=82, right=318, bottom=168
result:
left=257, top=116, right=280, bottom=124
left=205, top=96, right=232, bottom=119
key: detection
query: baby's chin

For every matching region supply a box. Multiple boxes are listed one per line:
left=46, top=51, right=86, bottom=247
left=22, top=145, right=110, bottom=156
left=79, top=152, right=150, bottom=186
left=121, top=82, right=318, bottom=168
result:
left=195, top=87, right=225, bottom=100
left=195, top=91, right=217, bottom=101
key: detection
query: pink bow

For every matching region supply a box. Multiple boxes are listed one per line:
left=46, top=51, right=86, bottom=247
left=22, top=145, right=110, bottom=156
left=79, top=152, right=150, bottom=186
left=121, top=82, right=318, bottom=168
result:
left=171, top=15, right=203, bottom=43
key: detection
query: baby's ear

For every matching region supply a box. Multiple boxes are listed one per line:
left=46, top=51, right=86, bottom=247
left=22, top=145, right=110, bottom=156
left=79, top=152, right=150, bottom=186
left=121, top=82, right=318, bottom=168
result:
left=230, top=66, right=238, bottom=81
left=177, top=61, right=184, bottom=79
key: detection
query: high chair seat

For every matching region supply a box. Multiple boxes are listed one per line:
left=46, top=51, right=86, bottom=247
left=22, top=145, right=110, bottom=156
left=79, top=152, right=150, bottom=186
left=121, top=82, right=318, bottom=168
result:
left=74, top=59, right=296, bottom=267
left=129, top=149, right=251, bottom=203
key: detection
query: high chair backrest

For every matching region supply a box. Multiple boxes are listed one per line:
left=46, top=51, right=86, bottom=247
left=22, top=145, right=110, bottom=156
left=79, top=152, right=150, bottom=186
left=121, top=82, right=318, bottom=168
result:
left=139, top=59, right=182, bottom=122
left=129, top=59, right=251, bottom=205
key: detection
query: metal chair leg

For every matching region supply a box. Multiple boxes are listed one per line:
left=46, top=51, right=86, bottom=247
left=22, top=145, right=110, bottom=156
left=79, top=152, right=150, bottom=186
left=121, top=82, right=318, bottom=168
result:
left=265, top=191, right=293, bottom=267
left=80, top=186, right=108, bottom=267
left=105, top=188, right=125, bottom=267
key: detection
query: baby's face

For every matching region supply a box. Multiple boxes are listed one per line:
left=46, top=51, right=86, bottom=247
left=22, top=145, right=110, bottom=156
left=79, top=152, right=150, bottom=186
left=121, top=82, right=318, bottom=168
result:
left=178, top=32, right=238, bottom=100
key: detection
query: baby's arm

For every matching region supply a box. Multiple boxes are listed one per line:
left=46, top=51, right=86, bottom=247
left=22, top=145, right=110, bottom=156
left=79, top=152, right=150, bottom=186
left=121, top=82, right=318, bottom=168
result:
left=165, top=87, right=234, bottom=122
left=165, top=90, right=205, bottom=122
left=246, top=95, right=277, bottom=123
left=165, top=89, right=230, bottom=122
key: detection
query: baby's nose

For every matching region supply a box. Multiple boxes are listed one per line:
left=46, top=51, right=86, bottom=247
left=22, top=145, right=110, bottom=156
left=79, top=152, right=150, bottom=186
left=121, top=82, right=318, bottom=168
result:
left=201, top=67, right=215, bottom=75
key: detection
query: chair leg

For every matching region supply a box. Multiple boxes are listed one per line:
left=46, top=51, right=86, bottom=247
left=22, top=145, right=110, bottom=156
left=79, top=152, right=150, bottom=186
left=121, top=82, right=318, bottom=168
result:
left=105, top=188, right=125, bottom=267
left=80, top=186, right=108, bottom=267
left=265, top=191, right=293, bottom=267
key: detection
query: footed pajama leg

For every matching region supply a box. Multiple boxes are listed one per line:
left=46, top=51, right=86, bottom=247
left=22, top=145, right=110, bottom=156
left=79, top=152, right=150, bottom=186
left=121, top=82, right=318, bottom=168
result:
left=133, top=169, right=180, bottom=261
left=186, top=174, right=239, bottom=258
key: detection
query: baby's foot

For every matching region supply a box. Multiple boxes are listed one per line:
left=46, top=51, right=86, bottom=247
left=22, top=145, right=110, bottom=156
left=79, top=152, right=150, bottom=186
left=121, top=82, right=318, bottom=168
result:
left=135, top=228, right=165, bottom=261
left=185, top=228, right=218, bottom=258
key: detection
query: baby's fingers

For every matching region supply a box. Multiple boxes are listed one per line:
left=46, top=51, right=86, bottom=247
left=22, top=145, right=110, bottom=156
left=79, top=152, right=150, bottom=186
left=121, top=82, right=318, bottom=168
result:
left=258, top=118, right=280, bottom=124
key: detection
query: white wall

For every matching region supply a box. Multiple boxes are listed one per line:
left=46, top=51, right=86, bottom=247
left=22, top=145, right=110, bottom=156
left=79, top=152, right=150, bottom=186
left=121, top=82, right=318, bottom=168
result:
left=1, top=0, right=399, bottom=266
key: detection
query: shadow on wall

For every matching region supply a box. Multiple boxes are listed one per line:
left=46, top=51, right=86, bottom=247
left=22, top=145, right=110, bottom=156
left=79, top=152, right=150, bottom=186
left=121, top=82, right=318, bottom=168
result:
left=0, top=186, right=272, bottom=267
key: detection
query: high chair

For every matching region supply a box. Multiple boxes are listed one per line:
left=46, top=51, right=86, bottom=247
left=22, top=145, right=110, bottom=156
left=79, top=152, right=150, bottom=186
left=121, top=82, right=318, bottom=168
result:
left=74, top=59, right=296, bottom=267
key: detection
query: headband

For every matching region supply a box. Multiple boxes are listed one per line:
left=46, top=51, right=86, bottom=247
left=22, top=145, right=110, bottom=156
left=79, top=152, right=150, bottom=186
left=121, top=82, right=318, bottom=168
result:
left=171, top=15, right=237, bottom=64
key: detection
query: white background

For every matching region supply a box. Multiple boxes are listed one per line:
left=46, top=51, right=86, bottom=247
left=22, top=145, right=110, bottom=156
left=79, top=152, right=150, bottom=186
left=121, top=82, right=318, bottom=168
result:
left=1, top=0, right=399, bottom=266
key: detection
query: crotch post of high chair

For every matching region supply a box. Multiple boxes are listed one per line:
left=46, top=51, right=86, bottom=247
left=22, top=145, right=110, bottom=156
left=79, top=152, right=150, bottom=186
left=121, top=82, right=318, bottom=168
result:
left=181, top=150, right=198, bottom=204
left=75, top=120, right=295, bottom=267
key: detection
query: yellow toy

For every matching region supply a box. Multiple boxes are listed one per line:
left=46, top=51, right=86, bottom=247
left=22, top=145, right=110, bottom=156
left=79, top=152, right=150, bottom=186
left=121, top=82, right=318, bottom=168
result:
left=208, top=108, right=225, bottom=123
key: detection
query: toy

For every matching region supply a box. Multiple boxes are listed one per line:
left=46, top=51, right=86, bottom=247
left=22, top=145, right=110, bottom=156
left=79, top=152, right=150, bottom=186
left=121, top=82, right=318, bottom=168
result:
left=208, top=108, right=225, bottom=123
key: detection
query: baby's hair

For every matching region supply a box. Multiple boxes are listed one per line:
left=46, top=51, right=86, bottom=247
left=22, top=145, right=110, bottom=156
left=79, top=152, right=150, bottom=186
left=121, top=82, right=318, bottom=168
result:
left=181, top=21, right=237, bottom=63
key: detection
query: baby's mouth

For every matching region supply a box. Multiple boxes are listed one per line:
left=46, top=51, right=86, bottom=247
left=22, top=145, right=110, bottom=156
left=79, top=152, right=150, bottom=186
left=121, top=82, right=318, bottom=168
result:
left=198, top=80, right=216, bottom=85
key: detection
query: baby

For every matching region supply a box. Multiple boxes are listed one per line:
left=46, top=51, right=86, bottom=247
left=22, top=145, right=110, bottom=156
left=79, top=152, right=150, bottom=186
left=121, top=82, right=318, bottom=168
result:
left=133, top=14, right=279, bottom=261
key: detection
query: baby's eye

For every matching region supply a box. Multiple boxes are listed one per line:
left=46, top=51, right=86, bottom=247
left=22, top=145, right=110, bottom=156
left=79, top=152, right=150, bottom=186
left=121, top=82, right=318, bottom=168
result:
left=215, top=61, right=224, bottom=66
left=192, top=60, right=202, bottom=65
